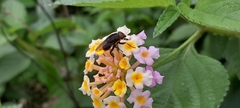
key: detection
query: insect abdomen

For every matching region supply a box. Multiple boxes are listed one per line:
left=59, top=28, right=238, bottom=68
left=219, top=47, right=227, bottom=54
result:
left=102, top=33, right=121, bottom=50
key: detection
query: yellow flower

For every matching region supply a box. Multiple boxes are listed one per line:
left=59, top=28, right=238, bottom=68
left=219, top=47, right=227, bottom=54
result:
left=86, top=39, right=104, bottom=57
left=112, top=79, right=127, bottom=97
left=79, top=75, right=91, bottom=96
left=104, top=96, right=126, bottom=108
left=119, top=57, right=130, bottom=70
left=85, top=59, right=94, bottom=72
left=92, top=87, right=103, bottom=98
left=118, top=35, right=141, bottom=56
left=91, top=95, right=105, bottom=108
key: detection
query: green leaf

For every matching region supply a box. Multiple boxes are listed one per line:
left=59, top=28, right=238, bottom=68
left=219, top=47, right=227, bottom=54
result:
left=153, top=5, right=180, bottom=38
left=36, top=56, right=63, bottom=88
left=30, top=18, right=76, bottom=40
left=49, top=86, right=75, bottom=108
left=178, top=1, right=240, bottom=36
left=0, top=101, right=2, bottom=108
left=65, top=31, right=89, bottom=46
left=13, top=39, right=63, bottom=88
left=44, top=34, right=74, bottom=53
left=202, top=34, right=240, bottom=79
left=0, top=52, right=31, bottom=84
left=181, top=0, right=192, bottom=6
left=54, top=0, right=175, bottom=8
left=151, top=47, right=229, bottom=108
left=19, top=0, right=35, bottom=8
left=36, top=0, right=54, bottom=20
left=0, top=43, right=16, bottom=58
left=220, top=76, right=240, bottom=108
left=166, top=24, right=198, bottom=44
left=2, top=0, right=27, bottom=29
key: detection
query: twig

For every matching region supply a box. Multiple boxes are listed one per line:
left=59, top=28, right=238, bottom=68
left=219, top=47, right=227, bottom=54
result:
left=34, top=1, right=80, bottom=107
left=63, top=6, right=70, bottom=19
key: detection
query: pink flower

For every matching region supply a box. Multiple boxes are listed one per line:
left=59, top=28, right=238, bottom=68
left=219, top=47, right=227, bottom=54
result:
left=127, top=89, right=153, bottom=108
left=133, top=46, right=160, bottom=65
left=145, top=66, right=164, bottom=87
left=136, top=30, right=147, bottom=44
left=149, top=46, right=160, bottom=59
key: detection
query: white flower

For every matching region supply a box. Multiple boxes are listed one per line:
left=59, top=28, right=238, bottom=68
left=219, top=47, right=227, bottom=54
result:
left=126, top=67, right=153, bottom=89
left=79, top=75, right=91, bottom=96
left=118, top=35, right=143, bottom=56
left=91, top=95, right=105, bottom=108
left=117, top=25, right=131, bottom=36
left=103, top=96, right=126, bottom=108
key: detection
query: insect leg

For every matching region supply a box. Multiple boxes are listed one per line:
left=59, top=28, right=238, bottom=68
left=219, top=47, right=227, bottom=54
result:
left=119, top=42, right=126, bottom=44
left=123, top=37, right=128, bottom=40
left=110, top=44, right=117, bottom=59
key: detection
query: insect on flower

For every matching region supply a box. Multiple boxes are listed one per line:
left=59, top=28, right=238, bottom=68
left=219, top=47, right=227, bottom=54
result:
left=80, top=25, right=164, bottom=108
left=95, top=31, right=133, bottom=57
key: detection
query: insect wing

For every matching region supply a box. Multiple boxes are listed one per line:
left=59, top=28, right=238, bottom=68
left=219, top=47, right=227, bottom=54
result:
left=95, top=32, right=122, bottom=51
left=95, top=41, right=104, bottom=51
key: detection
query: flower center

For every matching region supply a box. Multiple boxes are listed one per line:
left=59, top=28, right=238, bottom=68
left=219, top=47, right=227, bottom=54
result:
left=94, top=89, right=99, bottom=94
left=131, top=72, right=143, bottom=84
left=95, top=39, right=104, bottom=55
left=85, top=60, right=93, bottom=72
left=112, top=79, right=127, bottom=97
left=85, top=61, right=91, bottom=69
left=136, top=95, right=146, bottom=105
left=93, top=98, right=101, bottom=107
left=141, top=51, right=149, bottom=58
left=109, top=101, right=120, bottom=108
left=83, top=81, right=89, bottom=91
left=119, top=57, right=130, bottom=70
left=124, top=41, right=136, bottom=51
left=92, top=88, right=102, bottom=97
left=89, top=45, right=95, bottom=53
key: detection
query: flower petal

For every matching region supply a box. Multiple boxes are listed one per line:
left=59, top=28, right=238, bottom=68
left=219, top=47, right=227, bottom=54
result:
left=154, top=71, right=164, bottom=84
left=143, top=98, right=153, bottom=108
left=144, top=57, right=154, bottom=65
left=137, top=30, right=147, bottom=40
left=149, top=46, right=160, bottom=59
left=126, top=69, right=134, bottom=87
left=117, top=25, right=131, bottom=35
left=143, top=70, right=153, bottom=86
left=136, top=30, right=147, bottom=44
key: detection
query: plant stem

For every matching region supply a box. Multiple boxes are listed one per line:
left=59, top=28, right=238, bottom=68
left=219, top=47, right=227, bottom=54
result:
left=34, top=0, right=80, bottom=107
left=63, top=6, right=70, bottom=19
left=153, top=28, right=205, bottom=67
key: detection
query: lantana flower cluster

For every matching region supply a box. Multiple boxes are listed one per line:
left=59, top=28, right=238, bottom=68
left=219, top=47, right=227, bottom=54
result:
left=79, top=25, right=164, bottom=108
